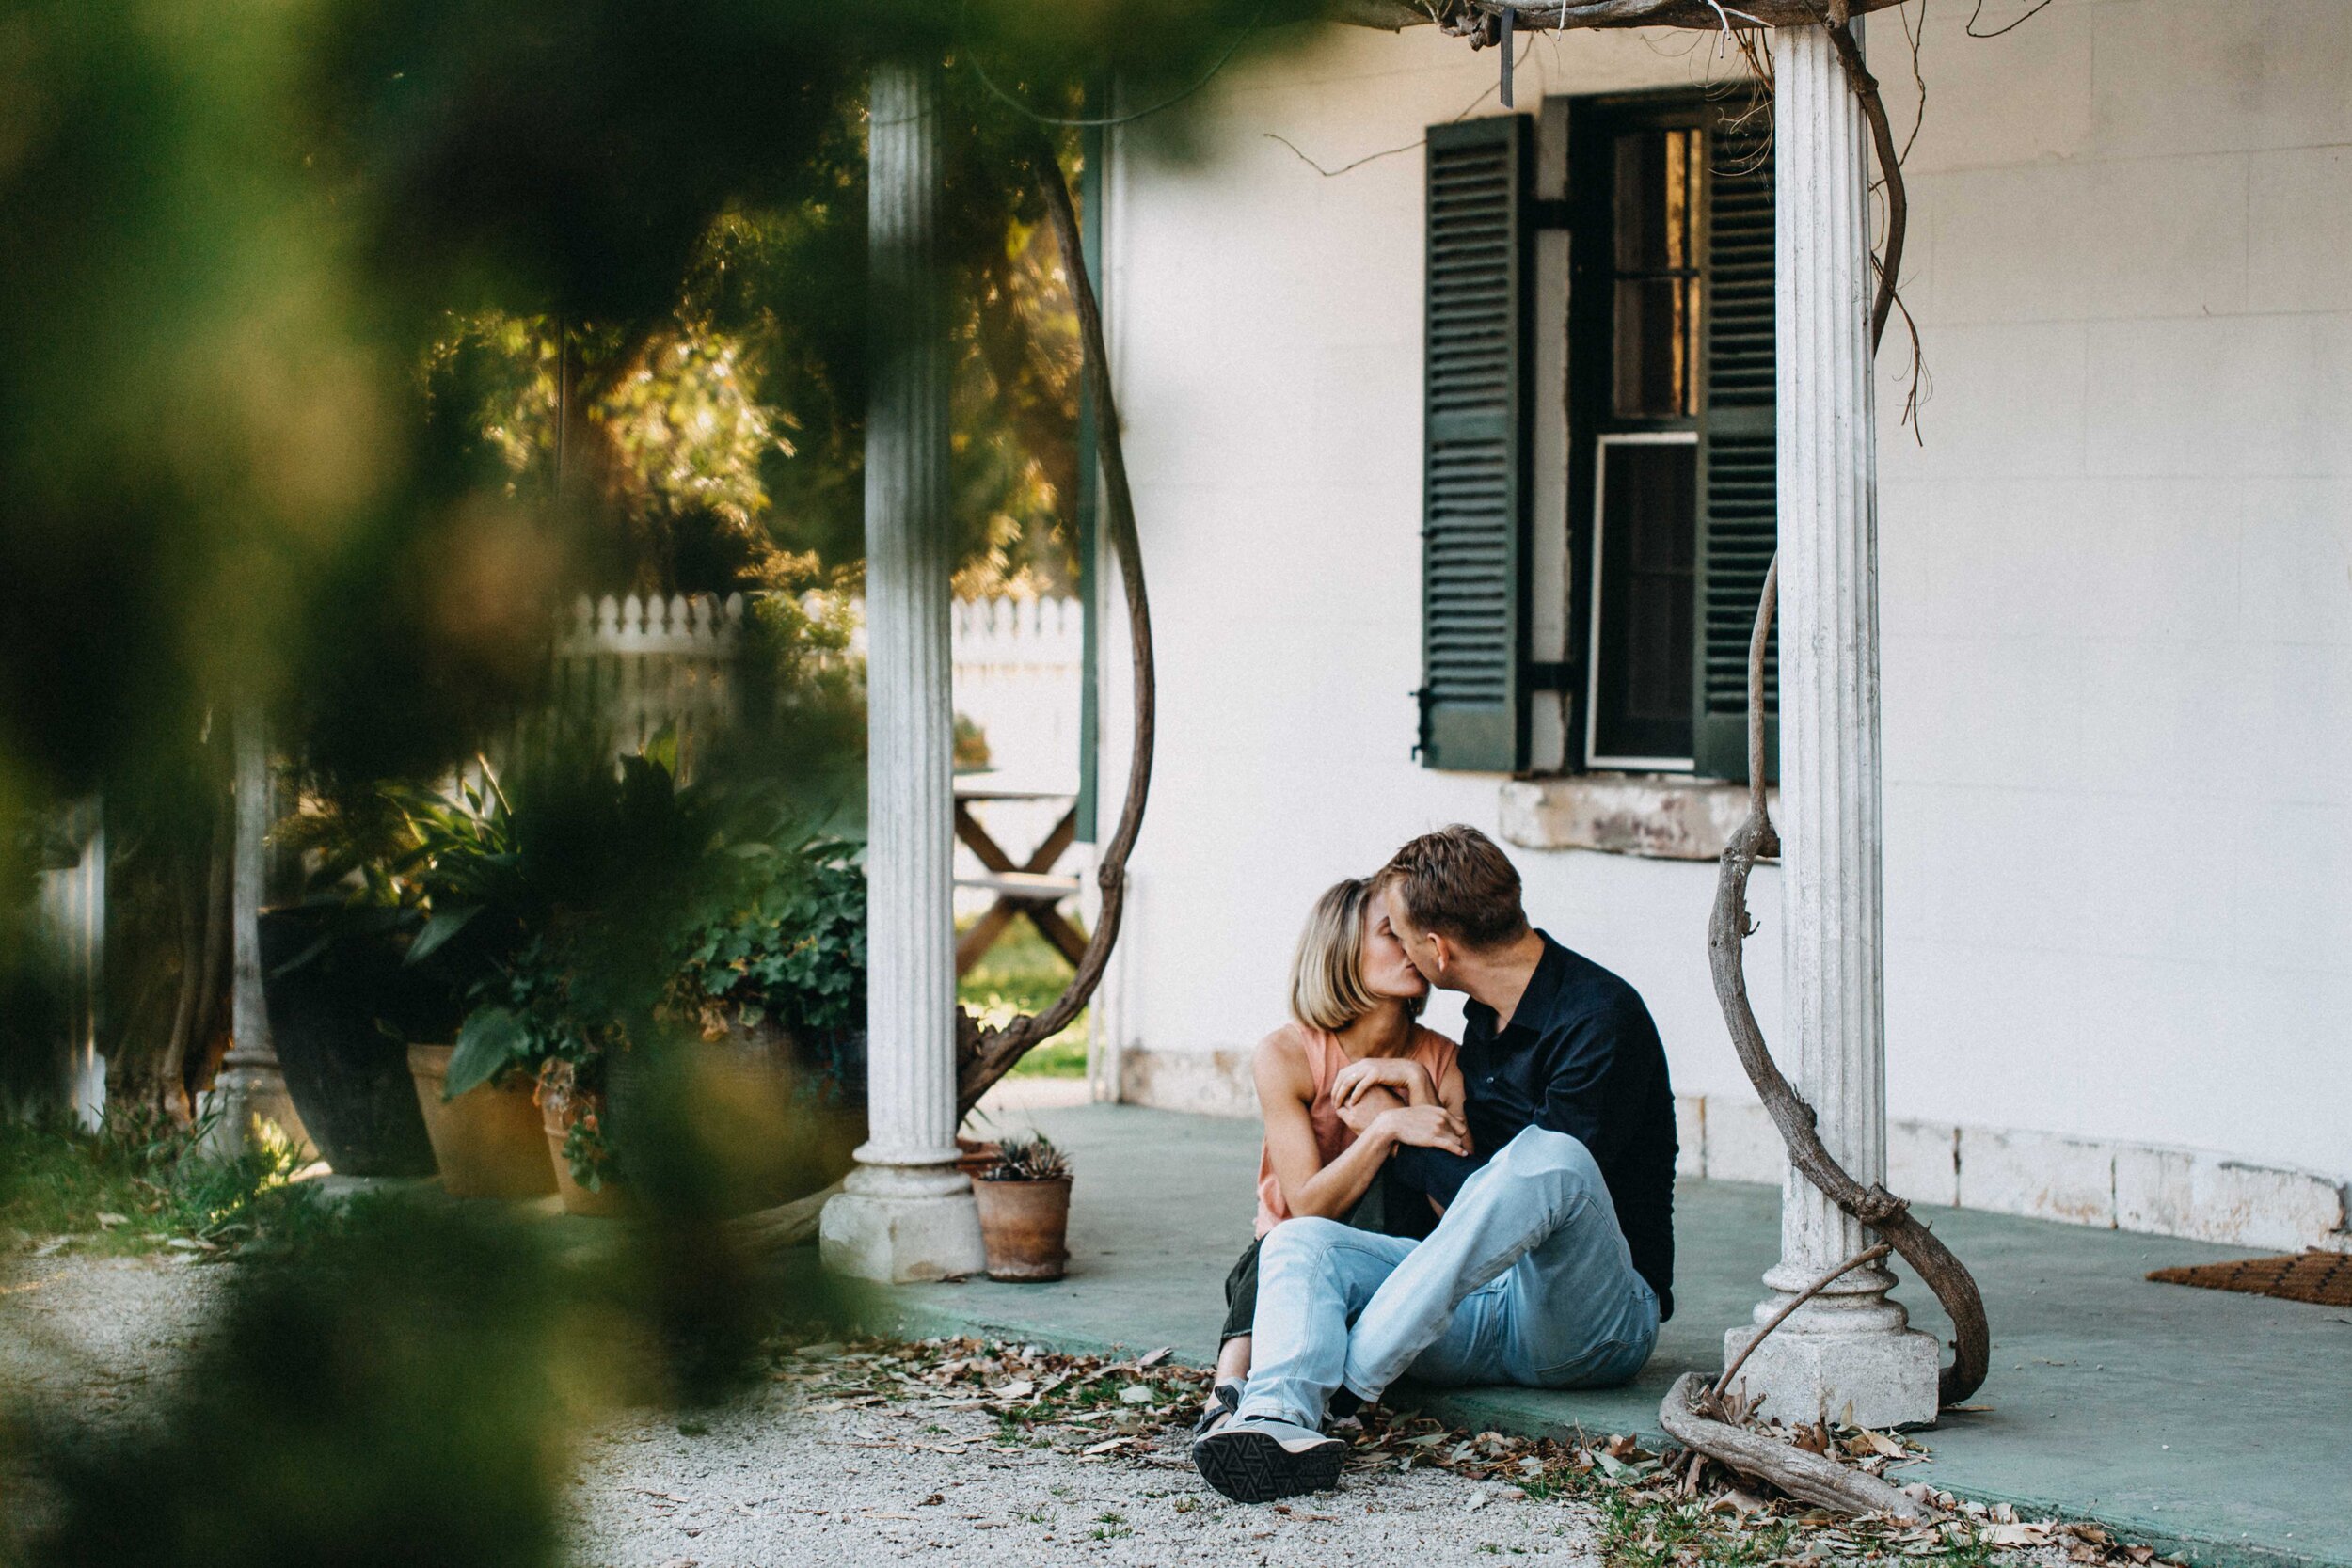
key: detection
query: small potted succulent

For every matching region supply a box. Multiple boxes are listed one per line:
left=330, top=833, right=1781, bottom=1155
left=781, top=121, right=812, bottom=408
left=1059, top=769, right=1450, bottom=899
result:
left=970, top=1134, right=1073, bottom=1282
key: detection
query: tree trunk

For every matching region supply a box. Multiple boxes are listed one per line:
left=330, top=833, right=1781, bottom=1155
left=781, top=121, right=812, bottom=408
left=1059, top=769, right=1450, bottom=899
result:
left=187, top=789, right=233, bottom=1102
left=155, top=836, right=207, bottom=1117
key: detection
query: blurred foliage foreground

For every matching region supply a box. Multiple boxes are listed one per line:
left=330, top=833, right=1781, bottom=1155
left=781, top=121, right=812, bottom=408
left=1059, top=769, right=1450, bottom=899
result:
left=0, top=0, right=1324, bottom=1105
left=0, top=1075, right=865, bottom=1568
left=0, top=1, right=1327, bottom=1561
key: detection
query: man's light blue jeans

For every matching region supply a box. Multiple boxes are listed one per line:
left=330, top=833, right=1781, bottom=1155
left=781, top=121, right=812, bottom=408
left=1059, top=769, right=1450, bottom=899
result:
left=1239, top=1127, right=1660, bottom=1428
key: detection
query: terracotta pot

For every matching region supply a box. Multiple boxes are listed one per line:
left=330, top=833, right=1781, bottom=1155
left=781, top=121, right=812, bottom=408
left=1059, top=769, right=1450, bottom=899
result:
left=405, top=1044, right=558, bottom=1200
left=542, top=1095, right=629, bottom=1218
left=955, top=1138, right=1004, bottom=1180
left=971, top=1175, right=1072, bottom=1282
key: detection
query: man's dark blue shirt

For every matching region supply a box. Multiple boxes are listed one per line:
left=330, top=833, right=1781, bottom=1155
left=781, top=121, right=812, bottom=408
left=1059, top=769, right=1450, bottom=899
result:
left=1391, top=931, right=1677, bottom=1320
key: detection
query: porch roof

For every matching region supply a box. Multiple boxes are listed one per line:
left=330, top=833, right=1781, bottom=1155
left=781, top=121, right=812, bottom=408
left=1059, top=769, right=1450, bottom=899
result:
left=848, top=1103, right=2352, bottom=1568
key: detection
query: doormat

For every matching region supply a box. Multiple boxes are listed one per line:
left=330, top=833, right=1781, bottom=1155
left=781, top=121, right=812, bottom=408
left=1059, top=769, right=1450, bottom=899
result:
left=2147, top=1249, right=2352, bottom=1307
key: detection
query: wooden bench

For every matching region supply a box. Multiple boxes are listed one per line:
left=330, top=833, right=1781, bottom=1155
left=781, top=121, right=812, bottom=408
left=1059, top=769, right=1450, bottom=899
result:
left=956, top=869, right=1084, bottom=901
left=953, top=781, right=1088, bottom=976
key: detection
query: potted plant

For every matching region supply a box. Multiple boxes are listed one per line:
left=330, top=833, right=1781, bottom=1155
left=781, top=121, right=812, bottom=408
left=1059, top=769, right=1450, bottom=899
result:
left=535, top=1056, right=626, bottom=1217
left=390, top=768, right=561, bottom=1200
left=405, top=1031, right=555, bottom=1199
left=662, top=832, right=869, bottom=1209
left=970, top=1134, right=1073, bottom=1282
left=438, top=921, right=641, bottom=1206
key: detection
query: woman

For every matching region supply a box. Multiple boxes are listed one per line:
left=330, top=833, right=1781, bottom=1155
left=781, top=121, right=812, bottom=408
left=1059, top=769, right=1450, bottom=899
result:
left=1197, top=877, right=1472, bottom=1433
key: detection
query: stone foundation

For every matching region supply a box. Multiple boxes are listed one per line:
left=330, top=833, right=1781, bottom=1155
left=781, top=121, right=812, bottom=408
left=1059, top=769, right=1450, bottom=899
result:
left=1112, top=1047, right=2350, bottom=1252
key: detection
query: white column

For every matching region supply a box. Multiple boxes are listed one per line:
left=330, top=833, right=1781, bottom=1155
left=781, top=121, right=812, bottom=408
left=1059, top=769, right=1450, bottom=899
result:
left=1724, top=22, right=1939, bottom=1429
left=820, top=59, right=985, bottom=1284
left=208, top=700, right=309, bottom=1158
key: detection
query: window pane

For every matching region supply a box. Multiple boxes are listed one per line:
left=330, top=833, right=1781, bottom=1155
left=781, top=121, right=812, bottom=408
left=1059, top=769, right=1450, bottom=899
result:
left=1591, top=440, right=1696, bottom=761
left=1611, top=277, right=1697, bottom=420
left=1609, top=128, right=1700, bottom=419
left=1611, top=130, right=1697, bottom=272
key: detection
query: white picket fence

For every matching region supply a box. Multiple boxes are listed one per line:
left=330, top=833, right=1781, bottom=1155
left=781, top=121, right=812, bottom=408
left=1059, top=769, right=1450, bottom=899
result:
left=549, top=593, right=750, bottom=759
left=544, top=589, right=1081, bottom=782
left=948, top=595, right=1084, bottom=786
left=547, top=592, right=1084, bottom=793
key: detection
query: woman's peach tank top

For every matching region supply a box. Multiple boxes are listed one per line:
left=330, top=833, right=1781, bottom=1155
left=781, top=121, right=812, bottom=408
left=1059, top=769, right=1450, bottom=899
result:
left=1253, top=1022, right=1459, bottom=1238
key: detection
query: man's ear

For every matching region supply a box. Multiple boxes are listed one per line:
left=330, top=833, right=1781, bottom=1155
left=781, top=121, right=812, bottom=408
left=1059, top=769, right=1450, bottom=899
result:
left=1425, top=932, right=1453, bottom=978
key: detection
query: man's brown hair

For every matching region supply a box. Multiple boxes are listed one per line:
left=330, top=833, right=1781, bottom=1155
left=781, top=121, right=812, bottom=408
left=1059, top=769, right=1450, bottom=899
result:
left=1379, top=825, right=1529, bottom=951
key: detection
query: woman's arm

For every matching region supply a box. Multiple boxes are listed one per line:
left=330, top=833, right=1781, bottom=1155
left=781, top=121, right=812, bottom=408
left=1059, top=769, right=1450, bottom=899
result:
left=1257, top=1036, right=1472, bottom=1223
left=1255, top=1037, right=1409, bottom=1223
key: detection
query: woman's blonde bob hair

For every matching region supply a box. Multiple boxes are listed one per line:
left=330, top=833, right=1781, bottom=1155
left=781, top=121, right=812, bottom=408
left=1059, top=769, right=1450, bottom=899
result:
left=1288, top=878, right=1425, bottom=1032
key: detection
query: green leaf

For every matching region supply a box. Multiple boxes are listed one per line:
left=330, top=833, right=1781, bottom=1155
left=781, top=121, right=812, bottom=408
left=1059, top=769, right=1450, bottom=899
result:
left=444, top=1006, right=526, bottom=1100
left=405, top=904, right=484, bottom=965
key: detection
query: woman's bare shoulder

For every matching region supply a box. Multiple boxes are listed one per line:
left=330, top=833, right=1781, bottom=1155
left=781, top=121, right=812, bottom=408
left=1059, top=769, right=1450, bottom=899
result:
left=1252, top=1023, right=1315, bottom=1084
left=1253, top=1022, right=1312, bottom=1063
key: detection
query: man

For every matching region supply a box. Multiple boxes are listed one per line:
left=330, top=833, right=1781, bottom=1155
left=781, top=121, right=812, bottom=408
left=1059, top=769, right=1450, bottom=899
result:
left=1192, top=825, right=1677, bottom=1503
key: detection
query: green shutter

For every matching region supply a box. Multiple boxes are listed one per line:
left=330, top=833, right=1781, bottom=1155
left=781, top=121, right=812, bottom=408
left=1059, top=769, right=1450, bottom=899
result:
left=1418, top=115, right=1533, bottom=772
left=1692, top=112, right=1778, bottom=782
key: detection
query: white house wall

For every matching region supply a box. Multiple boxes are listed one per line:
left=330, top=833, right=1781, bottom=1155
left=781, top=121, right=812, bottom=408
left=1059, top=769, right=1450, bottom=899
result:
left=1094, top=2, right=2352, bottom=1249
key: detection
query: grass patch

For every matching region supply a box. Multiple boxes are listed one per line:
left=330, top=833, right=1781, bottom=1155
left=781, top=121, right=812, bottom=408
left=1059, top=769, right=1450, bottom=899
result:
left=956, top=923, right=1088, bottom=1079
left=0, top=1105, right=315, bottom=1255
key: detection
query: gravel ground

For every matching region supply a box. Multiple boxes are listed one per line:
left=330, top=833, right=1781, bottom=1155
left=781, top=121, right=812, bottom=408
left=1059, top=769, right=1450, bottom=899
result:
left=0, top=1253, right=2137, bottom=1568
left=567, top=1391, right=1603, bottom=1568
left=0, top=1252, right=1602, bottom=1566
left=0, top=1249, right=221, bottom=1413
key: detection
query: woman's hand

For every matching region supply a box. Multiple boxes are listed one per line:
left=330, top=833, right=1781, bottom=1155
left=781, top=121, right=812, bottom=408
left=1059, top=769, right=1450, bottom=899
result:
left=1333, top=1056, right=1437, bottom=1109
left=1375, top=1103, right=1471, bottom=1158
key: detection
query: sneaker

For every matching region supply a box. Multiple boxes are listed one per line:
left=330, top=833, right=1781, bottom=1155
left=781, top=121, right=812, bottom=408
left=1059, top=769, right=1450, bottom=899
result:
left=1192, top=1381, right=1242, bottom=1437
left=1191, top=1413, right=1346, bottom=1503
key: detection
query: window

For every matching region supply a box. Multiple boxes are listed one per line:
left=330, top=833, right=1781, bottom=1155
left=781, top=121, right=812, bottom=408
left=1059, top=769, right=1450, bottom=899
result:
left=1579, top=115, right=1703, bottom=768
left=1417, top=96, right=1776, bottom=782
left=1568, top=93, right=1775, bottom=778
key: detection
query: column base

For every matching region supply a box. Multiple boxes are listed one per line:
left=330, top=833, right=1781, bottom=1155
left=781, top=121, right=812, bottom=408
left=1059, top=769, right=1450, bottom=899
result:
left=200, top=1064, right=311, bottom=1162
left=1723, top=1317, right=1942, bottom=1430
left=819, top=1165, right=986, bottom=1284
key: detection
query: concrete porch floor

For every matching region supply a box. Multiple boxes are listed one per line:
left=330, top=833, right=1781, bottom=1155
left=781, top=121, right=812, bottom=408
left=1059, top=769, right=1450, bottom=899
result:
left=849, top=1103, right=2352, bottom=1568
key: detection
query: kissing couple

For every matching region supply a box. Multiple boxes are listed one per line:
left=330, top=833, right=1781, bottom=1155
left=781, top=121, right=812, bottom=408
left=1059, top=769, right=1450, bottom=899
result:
left=1191, top=825, right=1678, bottom=1503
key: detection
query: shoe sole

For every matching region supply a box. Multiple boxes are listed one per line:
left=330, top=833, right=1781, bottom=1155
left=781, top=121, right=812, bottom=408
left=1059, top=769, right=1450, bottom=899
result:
left=1191, top=1429, right=1346, bottom=1503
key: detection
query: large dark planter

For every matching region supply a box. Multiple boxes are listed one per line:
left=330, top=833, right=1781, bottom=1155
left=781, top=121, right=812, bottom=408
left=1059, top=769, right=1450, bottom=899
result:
left=260, top=908, right=440, bottom=1177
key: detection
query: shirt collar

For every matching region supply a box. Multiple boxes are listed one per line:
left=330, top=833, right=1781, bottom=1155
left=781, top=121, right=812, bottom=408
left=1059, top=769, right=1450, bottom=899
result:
left=1499, top=931, right=1568, bottom=1037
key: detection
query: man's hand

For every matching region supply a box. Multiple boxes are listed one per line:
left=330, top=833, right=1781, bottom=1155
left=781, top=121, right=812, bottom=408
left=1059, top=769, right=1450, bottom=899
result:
left=1375, top=1103, right=1471, bottom=1158
left=1333, top=1056, right=1437, bottom=1109
left=1334, top=1083, right=1404, bottom=1137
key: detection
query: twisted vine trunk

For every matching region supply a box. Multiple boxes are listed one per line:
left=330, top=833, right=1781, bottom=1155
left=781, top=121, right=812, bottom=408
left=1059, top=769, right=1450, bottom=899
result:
left=952, top=142, right=1158, bottom=1119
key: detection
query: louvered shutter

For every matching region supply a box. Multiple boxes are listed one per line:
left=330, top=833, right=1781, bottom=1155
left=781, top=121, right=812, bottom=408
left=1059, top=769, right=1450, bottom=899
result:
left=1418, top=115, right=1533, bottom=772
left=1691, top=113, right=1778, bottom=782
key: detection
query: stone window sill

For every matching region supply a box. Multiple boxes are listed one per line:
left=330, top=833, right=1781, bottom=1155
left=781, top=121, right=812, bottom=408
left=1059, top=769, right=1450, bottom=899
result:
left=1499, top=773, right=1778, bottom=863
